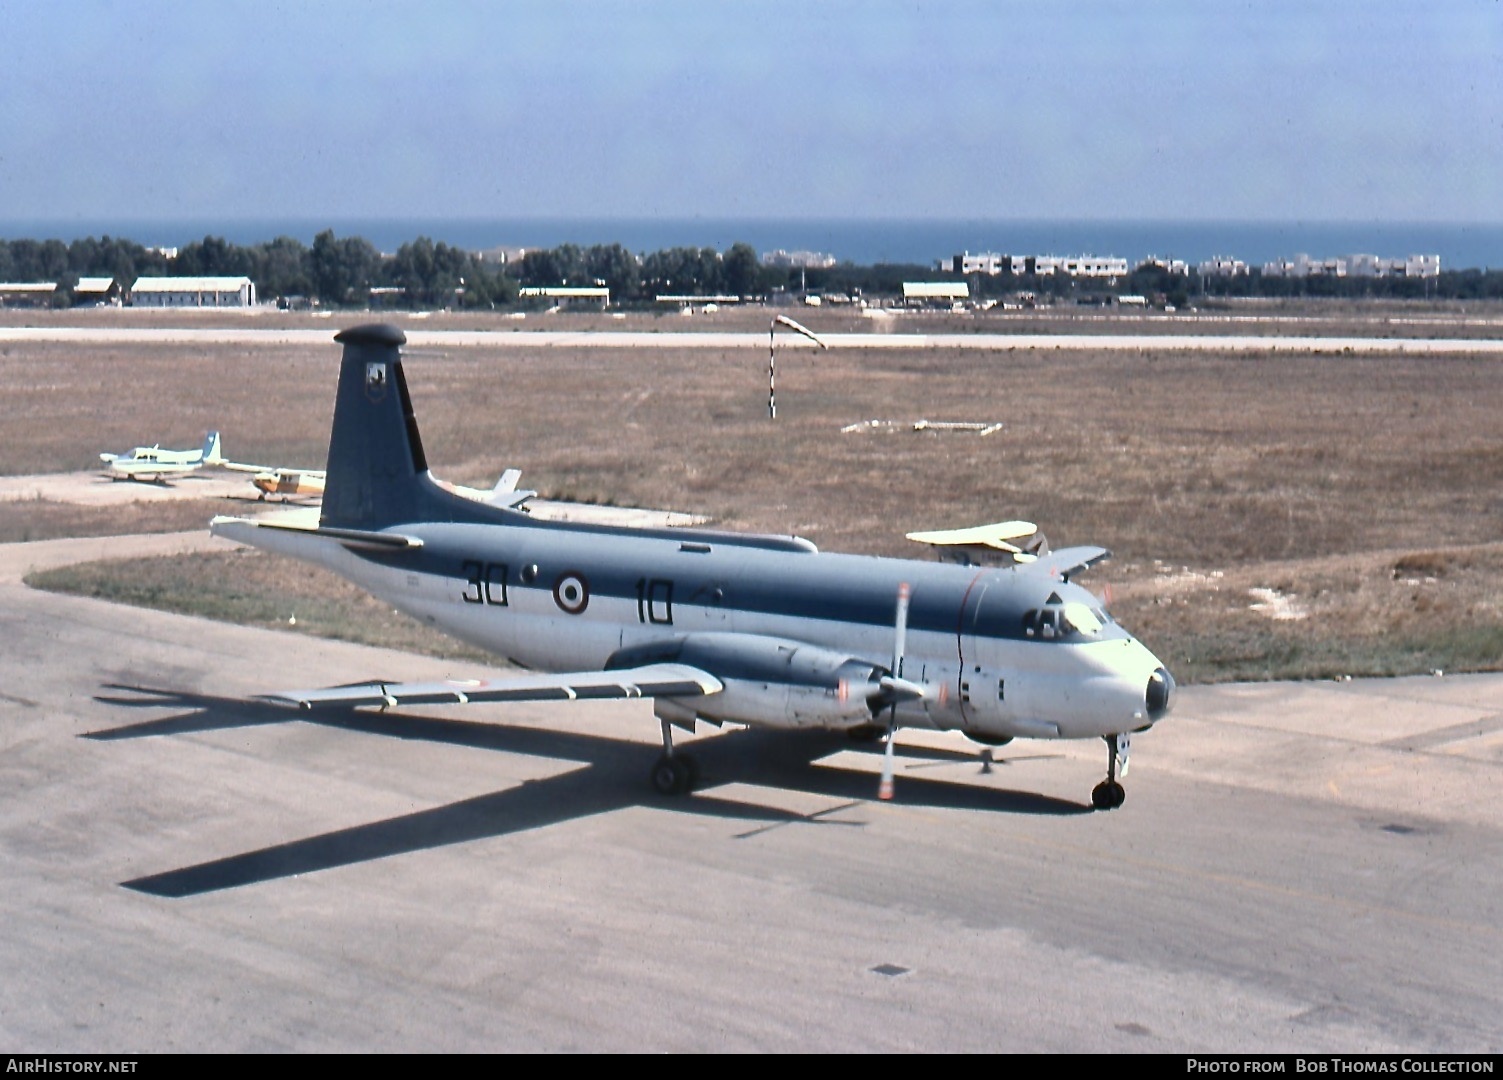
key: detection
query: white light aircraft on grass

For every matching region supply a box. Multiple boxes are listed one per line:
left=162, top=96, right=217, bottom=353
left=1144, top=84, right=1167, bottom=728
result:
left=211, top=324, right=1173, bottom=809
left=100, top=431, right=222, bottom=483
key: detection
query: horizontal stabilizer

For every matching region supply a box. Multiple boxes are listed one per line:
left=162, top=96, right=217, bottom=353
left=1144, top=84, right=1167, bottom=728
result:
left=1014, top=545, right=1111, bottom=581
left=210, top=515, right=422, bottom=552
left=263, top=662, right=724, bottom=711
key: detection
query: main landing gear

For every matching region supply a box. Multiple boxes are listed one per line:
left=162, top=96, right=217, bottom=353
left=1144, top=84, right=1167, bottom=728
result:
left=650, top=717, right=699, bottom=796
left=1091, top=732, right=1129, bottom=810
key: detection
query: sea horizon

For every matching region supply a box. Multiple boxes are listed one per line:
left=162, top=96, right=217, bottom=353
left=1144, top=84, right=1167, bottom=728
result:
left=5, top=217, right=1503, bottom=272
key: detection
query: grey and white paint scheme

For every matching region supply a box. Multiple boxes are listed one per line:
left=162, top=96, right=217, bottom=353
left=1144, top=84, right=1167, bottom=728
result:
left=212, top=324, right=1174, bottom=810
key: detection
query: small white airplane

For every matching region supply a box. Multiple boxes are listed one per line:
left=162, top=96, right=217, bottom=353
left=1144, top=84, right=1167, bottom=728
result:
left=211, top=325, right=1173, bottom=810
left=438, top=468, right=538, bottom=510
left=100, top=432, right=222, bottom=483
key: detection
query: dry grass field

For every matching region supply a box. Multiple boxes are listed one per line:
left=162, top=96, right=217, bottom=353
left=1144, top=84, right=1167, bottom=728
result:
left=9, top=304, right=1503, bottom=683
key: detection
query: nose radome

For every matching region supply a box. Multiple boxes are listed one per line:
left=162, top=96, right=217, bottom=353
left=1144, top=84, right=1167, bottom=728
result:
left=1146, top=667, right=1175, bottom=722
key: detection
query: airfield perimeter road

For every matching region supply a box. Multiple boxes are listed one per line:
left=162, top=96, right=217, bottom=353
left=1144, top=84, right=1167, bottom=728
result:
left=1, top=531, right=1499, bottom=1053
left=3, top=324, right=1503, bottom=355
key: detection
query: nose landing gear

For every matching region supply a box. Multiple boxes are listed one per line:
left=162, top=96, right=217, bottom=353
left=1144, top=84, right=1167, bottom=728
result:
left=1091, top=732, right=1129, bottom=810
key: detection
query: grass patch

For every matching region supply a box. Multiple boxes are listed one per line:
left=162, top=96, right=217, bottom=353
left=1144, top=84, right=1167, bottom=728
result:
left=26, top=549, right=497, bottom=665
left=0, top=499, right=225, bottom=543
left=1109, top=544, right=1503, bottom=683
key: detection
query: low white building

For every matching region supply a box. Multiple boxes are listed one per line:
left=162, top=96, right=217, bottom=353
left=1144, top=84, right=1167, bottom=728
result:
left=520, top=286, right=610, bottom=309
left=0, top=282, right=57, bottom=307
left=129, top=276, right=257, bottom=307
left=74, top=277, right=120, bottom=304
left=903, top=281, right=969, bottom=307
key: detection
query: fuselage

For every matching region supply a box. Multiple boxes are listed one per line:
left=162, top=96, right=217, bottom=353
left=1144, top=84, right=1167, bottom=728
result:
left=227, top=486, right=1174, bottom=744
left=100, top=445, right=203, bottom=481
left=253, top=470, right=325, bottom=499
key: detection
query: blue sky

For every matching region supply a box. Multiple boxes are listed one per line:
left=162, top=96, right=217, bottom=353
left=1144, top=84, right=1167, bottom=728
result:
left=4, top=1, right=1499, bottom=223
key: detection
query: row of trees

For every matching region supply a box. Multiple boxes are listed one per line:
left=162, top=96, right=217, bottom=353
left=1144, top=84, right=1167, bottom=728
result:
left=0, top=232, right=775, bottom=308
left=513, top=241, right=763, bottom=299
left=3, top=231, right=1502, bottom=308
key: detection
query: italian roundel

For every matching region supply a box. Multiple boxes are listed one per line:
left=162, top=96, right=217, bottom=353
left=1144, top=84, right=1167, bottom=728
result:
left=552, top=571, right=590, bottom=614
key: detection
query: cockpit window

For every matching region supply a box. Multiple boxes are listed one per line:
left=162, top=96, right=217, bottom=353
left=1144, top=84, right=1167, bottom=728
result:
left=1022, top=608, right=1059, bottom=639
left=1062, top=602, right=1102, bottom=635
left=1023, top=602, right=1113, bottom=641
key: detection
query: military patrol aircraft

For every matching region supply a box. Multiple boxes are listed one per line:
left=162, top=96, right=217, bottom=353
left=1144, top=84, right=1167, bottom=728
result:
left=211, top=324, right=1173, bottom=810
left=100, top=431, right=222, bottom=482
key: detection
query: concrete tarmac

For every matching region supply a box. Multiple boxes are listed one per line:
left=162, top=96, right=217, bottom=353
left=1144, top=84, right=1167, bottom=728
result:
left=1, top=533, right=1499, bottom=1053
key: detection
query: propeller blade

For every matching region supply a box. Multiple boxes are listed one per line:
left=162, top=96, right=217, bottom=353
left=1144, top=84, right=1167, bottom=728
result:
left=879, top=717, right=896, bottom=801
left=892, top=582, right=910, bottom=678
left=880, top=582, right=910, bottom=802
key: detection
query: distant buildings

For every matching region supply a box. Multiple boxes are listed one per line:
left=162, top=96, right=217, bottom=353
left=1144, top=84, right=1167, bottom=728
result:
left=951, top=252, right=1130, bottom=278
left=1199, top=256, right=1249, bottom=277
left=1260, top=253, right=1441, bottom=278
left=953, top=249, right=1441, bottom=280
left=762, top=249, right=837, bottom=269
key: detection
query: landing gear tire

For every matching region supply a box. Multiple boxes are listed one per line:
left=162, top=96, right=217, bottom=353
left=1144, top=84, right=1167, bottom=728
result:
left=650, top=753, right=697, bottom=796
left=1092, top=733, right=1129, bottom=810
left=1091, top=780, right=1126, bottom=810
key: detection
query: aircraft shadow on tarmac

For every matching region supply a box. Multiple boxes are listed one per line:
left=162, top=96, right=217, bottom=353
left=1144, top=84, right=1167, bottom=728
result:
left=88, top=684, right=1086, bottom=897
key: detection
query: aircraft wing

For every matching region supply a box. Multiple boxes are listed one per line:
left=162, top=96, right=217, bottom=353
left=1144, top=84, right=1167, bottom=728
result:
left=906, top=519, right=1038, bottom=551
left=262, top=662, right=724, bottom=711
left=222, top=463, right=326, bottom=478
left=1014, top=545, right=1111, bottom=581
left=219, top=461, right=276, bottom=474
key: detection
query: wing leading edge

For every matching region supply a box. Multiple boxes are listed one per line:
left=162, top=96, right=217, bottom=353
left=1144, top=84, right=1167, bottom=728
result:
left=1013, top=545, right=1111, bottom=581
left=264, top=662, right=724, bottom=711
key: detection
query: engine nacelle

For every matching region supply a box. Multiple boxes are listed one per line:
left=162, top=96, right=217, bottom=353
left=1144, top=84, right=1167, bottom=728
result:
left=608, top=632, right=885, bottom=730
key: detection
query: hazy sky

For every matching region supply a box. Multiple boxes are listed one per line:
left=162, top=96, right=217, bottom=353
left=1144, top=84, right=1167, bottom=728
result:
left=4, top=1, right=1499, bottom=223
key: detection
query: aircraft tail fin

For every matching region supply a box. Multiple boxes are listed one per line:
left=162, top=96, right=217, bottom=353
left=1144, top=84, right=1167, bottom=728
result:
left=202, top=431, right=223, bottom=465
left=320, top=323, right=497, bottom=531
left=320, top=324, right=426, bottom=529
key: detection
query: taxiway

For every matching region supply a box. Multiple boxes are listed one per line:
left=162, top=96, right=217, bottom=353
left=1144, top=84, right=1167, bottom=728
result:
left=0, top=532, right=1498, bottom=1052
